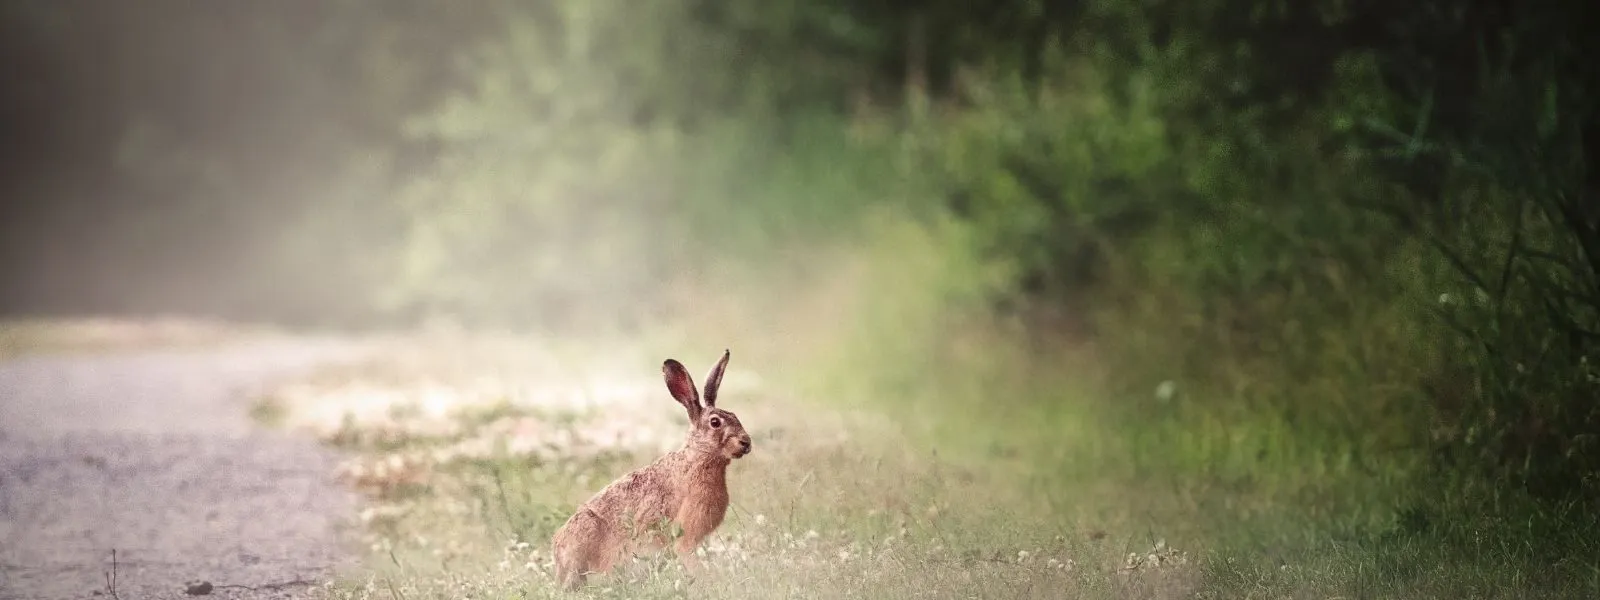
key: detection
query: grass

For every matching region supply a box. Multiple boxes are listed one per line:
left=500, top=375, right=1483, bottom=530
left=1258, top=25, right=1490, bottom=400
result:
left=253, top=330, right=1599, bottom=600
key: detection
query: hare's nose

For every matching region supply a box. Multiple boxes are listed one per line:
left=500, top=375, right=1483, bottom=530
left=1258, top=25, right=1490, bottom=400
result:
left=738, top=437, right=752, bottom=453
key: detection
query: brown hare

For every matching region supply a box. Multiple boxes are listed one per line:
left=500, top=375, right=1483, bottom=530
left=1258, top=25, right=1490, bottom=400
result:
left=550, top=349, right=752, bottom=590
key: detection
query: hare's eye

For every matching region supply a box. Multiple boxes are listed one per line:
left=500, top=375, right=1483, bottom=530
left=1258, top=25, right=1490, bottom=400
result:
left=708, top=416, right=723, bottom=428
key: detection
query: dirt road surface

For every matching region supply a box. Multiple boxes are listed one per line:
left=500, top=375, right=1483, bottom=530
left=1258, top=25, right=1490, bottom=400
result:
left=0, top=339, right=369, bottom=599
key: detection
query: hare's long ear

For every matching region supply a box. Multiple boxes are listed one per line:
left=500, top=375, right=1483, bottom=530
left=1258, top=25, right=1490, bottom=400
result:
left=662, top=359, right=702, bottom=421
left=702, top=349, right=731, bottom=408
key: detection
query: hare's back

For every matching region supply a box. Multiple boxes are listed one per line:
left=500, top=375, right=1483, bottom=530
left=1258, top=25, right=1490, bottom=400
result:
left=588, top=467, right=676, bottom=518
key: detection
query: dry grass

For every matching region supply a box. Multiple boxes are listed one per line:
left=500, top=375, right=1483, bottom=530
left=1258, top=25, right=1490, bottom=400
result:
left=259, top=339, right=1213, bottom=600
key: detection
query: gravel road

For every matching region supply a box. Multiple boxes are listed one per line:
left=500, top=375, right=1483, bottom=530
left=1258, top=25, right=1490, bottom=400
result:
left=0, top=339, right=370, bottom=600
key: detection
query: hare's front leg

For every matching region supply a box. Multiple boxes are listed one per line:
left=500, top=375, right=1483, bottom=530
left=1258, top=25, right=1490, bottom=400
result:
left=673, top=530, right=708, bottom=577
left=672, top=504, right=725, bottom=578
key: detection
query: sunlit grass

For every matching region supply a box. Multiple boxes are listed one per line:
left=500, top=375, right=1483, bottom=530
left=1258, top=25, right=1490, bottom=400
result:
left=259, top=327, right=1598, bottom=600
left=261, top=340, right=1194, bottom=599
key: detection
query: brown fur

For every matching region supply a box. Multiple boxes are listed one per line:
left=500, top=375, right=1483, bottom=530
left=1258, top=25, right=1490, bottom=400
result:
left=550, top=349, right=752, bottom=590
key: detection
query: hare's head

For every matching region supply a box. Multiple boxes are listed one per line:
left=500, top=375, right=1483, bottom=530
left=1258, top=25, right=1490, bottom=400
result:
left=663, top=349, right=751, bottom=461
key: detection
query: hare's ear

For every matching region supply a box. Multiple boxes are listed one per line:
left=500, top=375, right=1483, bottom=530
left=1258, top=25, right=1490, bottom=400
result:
left=702, top=349, right=731, bottom=408
left=662, top=359, right=702, bottom=420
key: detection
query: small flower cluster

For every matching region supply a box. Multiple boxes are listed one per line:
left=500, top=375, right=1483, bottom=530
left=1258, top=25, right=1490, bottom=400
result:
left=1011, top=549, right=1077, bottom=571
left=498, top=539, right=551, bottom=576
left=1119, top=539, right=1189, bottom=572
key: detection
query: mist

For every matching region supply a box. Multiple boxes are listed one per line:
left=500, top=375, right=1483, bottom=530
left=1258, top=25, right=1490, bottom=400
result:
left=1, top=1, right=481, bottom=325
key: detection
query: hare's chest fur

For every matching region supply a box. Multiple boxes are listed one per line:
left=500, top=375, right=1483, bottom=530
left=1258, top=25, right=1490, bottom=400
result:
left=672, top=463, right=730, bottom=530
